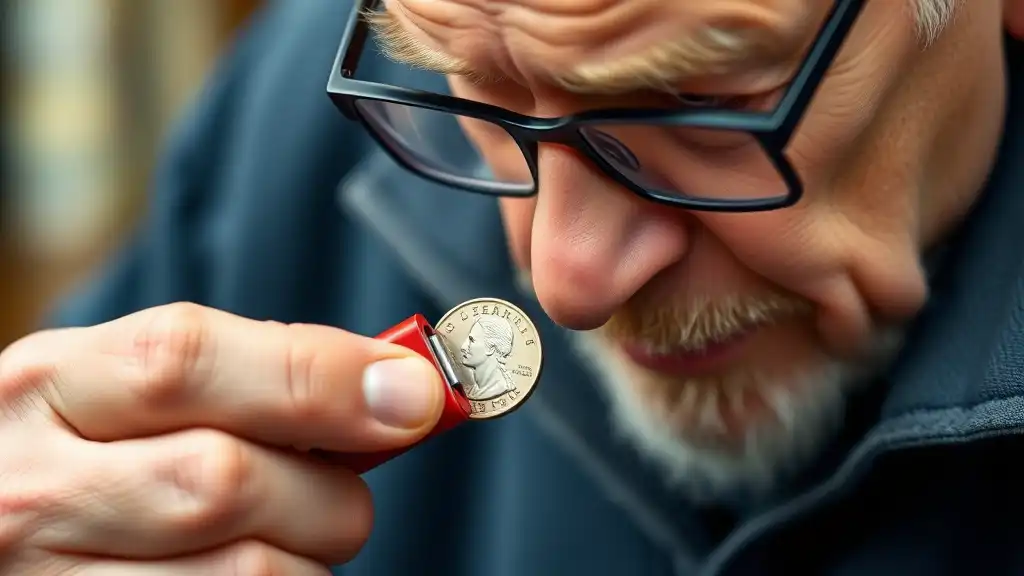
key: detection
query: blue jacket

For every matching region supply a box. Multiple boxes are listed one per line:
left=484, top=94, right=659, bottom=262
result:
left=50, top=1, right=1024, bottom=574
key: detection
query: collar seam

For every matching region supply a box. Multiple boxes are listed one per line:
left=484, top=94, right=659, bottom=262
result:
left=872, top=393, right=1024, bottom=441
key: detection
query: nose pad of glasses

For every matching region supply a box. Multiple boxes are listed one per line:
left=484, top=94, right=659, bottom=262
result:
left=580, top=129, right=641, bottom=173
left=539, top=136, right=650, bottom=196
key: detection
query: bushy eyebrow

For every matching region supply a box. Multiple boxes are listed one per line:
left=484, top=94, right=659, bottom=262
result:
left=365, top=6, right=778, bottom=95
left=364, top=8, right=492, bottom=81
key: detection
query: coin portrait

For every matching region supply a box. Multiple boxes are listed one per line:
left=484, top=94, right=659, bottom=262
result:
left=436, top=298, right=543, bottom=419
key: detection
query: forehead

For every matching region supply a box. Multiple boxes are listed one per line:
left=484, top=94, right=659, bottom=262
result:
left=381, top=0, right=824, bottom=93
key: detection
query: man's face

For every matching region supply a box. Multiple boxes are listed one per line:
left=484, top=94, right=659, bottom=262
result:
left=460, top=323, right=487, bottom=368
left=378, top=0, right=1019, bottom=498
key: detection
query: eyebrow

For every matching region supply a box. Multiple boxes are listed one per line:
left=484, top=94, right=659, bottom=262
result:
left=364, top=7, right=774, bottom=95
left=364, top=8, right=495, bottom=82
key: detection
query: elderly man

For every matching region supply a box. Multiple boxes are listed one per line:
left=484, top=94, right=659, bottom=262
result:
left=0, top=0, right=1021, bottom=574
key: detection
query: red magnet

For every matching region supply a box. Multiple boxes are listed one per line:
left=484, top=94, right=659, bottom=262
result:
left=333, top=314, right=472, bottom=474
left=322, top=297, right=543, bottom=474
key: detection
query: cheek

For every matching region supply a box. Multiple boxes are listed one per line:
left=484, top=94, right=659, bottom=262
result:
left=709, top=209, right=836, bottom=282
left=695, top=38, right=927, bottom=346
left=701, top=201, right=925, bottom=357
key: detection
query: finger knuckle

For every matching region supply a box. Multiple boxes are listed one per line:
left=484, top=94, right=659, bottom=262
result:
left=0, top=333, right=40, bottom=377
left=0, top=490, right=40, bottom=556
left=0, top=450, right=64, bottom=557
left=131, top=303, right=210, bottom=406
left=0, top=426, right=61, bottom=510
left=168, top=430, right=252, bottom=531
left=282, top=329, right=335, bottom=420
left=0, top=365, right=50, bottom=421
left=0, top=333, right=58, bottom=411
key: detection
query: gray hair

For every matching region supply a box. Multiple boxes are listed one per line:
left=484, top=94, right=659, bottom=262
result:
left=370, top=0, right=963, bottom=97
left=914, top=0, right=960, bottom=46
left=558, top=0, right=962, bottom=95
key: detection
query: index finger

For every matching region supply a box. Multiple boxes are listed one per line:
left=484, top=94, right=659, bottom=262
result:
left=2, top=302, right=445, bottom=452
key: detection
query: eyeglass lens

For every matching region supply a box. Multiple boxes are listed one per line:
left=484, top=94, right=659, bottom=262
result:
left=356, top=99, right=787, bottom=202
left=355, top=99, right=535, bottom=193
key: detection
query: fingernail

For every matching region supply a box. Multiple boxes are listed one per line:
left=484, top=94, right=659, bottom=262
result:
left=363, top=357, right=440, bottom=429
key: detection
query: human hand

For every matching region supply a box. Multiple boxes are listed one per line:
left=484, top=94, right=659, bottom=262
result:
left=0, top=303, right=445, bottom=574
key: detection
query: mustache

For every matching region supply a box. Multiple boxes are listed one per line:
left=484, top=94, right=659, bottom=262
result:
left=600, top=293, right=812, bottom=352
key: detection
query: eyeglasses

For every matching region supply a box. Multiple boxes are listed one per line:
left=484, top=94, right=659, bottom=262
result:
left=327, top=0, right=865, bottom=213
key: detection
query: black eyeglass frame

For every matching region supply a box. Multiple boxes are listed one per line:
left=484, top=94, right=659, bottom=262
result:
left=326, top=0, right=865, bottom=212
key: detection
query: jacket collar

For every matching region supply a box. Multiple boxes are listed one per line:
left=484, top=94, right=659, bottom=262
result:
left=338, top=36, right=1024, bottom=559
left=881, top=35, right=1024, bottom=420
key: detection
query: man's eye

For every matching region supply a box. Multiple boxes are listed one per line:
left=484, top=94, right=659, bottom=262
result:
left=674, top=89, right=787, bottom=113
left=675, top=93, right=731, bottom=108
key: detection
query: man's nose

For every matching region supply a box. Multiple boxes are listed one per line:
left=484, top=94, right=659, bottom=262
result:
left=529, top=146, right=691, bottom=330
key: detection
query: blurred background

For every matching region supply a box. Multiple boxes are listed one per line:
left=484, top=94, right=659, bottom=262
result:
left=1, top=0, right=264, bottom=348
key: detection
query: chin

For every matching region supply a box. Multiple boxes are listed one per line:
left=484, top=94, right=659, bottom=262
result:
left=570, top=327, right=905, bottom=505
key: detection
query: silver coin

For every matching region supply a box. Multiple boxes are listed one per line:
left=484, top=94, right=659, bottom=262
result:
left=435, top=298, right=543, bottom=420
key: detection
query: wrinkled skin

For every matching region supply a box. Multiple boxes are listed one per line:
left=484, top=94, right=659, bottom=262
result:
left=386, top=0, right=1024, bottom=498
left=1, top=3, right=1022, bottom=574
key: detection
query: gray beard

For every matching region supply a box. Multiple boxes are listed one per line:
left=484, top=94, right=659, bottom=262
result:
left=569, top=328, right=904, bottom=505
left=513, top=266, right=905, bottom=503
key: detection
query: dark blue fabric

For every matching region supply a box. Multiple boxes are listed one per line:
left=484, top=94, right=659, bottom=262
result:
left=48, top=1, right=1024, bottom=574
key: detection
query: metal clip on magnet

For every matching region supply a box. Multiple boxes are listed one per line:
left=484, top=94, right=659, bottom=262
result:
left=321, top=297, right=542, bottom=474
left=334, top=314, right=472, bottom=474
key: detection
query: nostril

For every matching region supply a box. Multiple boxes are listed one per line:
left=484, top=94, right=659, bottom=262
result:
left=531, top=252, right=620, bottom=330
left=527, top=145, right=692, bottom=331
left=538, top=288, right=615, bottom=331
left=531, top=213, right=693, bottom=330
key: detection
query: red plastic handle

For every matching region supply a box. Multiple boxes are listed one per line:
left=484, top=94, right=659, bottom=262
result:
left=329, top=314, right=472, bottom=474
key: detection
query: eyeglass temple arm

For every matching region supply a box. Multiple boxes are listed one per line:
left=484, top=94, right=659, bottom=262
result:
left=772, top=0, right=864, bottom=143
left=340, top=0, right=381, bottom=78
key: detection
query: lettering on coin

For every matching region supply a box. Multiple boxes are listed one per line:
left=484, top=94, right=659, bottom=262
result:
left=436, top=298, right=543, bottom=420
